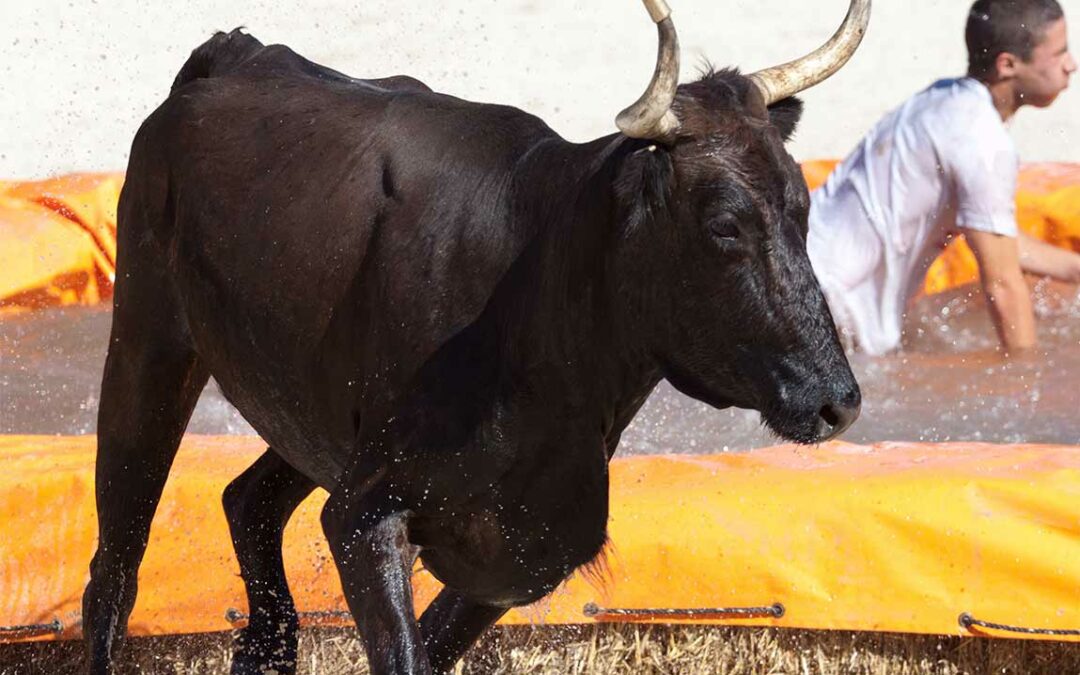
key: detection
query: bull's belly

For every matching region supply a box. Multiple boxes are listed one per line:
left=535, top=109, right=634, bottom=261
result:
left=173, top=260, right=365, bottom=487
left=187, top=324, right=354, bottom=488
left=213, top=372, right=348, bottom=489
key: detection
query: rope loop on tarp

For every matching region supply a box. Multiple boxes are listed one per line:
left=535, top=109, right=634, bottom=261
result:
left=959, top=612, right=1080, bottom=637
left=0, top=619, right=63, bottom=640
left=584, top=602, right=784, bottom=620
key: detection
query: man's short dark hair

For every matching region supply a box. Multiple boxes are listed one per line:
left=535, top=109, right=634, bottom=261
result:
left=966, top=0, right=1064, bottom=78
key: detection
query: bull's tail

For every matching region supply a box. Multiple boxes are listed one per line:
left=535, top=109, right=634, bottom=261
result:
left=171, top=28, right=265, bottom=92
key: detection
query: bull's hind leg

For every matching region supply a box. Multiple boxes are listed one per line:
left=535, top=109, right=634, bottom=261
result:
left=419, top=588, right=507, bottom=674
left=82, top=312, right=208, bottom=673
left=222, top=449, right=315, bottom=675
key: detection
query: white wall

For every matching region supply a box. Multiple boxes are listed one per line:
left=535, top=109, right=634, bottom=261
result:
left=2, top=0, right=1077, bottom=179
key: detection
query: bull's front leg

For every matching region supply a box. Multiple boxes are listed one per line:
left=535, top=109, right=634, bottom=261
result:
left=320, top=477, right=428, bottom=675
left=420, top=588, right=507, bottom=674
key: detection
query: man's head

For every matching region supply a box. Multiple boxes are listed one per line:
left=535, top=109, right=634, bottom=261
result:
left=966, top=0, right=1076, bottom=107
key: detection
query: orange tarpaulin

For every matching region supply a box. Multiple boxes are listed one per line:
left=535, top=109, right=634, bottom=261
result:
left=0, top=174, right=122, bottom=314
left=0, top=167, right=1077, bottom=312
left=2, top=436, right=1078, bottom=643
left=0, top=197, right=106, bottom=310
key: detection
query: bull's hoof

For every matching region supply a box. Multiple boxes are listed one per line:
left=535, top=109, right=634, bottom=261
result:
left=230, top=617, right=299, bottom=675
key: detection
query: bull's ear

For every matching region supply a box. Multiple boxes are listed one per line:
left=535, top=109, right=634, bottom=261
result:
left=768, top=96, right=803, bottom=142
left=614, top=145, right=674, bottom=234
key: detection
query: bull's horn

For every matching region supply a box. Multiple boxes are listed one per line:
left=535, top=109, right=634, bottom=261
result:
left=747, top=0, right=871, bottom=106
left=616, top=0, right=681, bottom=140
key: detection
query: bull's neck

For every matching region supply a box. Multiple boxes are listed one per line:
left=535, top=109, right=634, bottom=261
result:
left=484, top=133, right=660, bottom=422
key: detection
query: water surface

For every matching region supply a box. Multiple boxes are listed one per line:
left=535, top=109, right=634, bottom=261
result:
left=2, top=279, right=1077, bottom=451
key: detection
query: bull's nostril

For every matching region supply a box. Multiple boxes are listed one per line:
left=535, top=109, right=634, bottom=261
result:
left=817, top=397, right=860, bottom=442
left=820, top=404, right=841, bottom=428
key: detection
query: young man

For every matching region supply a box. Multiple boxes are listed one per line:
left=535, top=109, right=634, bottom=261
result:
left=808, top=0, right=1079, bottom=355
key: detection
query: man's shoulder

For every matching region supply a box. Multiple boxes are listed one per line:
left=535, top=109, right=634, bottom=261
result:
left=908, top=78, right=992, bottom=118
left=905, top=78, right=1012, bottom=150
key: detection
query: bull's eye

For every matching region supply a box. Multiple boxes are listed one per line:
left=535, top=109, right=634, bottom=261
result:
left=708, top=214, right=740, bottom=241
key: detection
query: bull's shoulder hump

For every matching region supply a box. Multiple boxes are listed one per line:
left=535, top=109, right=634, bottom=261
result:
left=172, top=33, right=432, bottom=97
left=168, top=33, right=559, bottom=151
left=236, top=44, right=437, bottom=93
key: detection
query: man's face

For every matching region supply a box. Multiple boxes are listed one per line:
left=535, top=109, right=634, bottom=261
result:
left=1013, top=17, right=1076, bottom=107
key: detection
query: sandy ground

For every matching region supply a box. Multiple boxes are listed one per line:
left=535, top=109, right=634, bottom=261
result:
left=2, top=0, right=1077, bottom=180
left=3, top=624, right=1079, bottom=674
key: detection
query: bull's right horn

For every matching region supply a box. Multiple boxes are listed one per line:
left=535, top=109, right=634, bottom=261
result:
left=616, top=0, right=681, bottom=140
left=747, top=0, right=871, bottom=107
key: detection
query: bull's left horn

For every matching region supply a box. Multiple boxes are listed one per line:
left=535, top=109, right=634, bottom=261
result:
left=616, top=0, right=681, bottom=140
left=747, top=0, right=871, bottom=106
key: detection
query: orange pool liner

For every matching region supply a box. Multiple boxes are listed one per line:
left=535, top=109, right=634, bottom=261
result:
left=1, top=436, right=1077, bottom=643
left=0, top=166, right=1077, bottom=312
left=0, top=174, right=122, bottom=314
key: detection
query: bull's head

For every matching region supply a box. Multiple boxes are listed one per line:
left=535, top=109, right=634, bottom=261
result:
left=613, top=0, right=868, bottom=443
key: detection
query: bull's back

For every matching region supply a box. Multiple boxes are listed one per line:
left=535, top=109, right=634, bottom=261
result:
left=120, top=31, right=554, bottom=484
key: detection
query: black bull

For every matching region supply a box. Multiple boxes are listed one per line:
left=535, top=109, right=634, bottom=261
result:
left=82, top=27, right=861, bottom=675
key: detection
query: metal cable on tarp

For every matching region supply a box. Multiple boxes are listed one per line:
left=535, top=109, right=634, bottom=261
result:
left=0, top=619, right=63, bottom=640
left=959, top=613, right=1080, bottom=637
left=225, top=608, right=353, bottom=626
left=584, top=602, right=784, bottom=619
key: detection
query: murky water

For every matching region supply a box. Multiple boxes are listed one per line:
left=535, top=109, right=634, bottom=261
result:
left=0, top=306, right=251, bottom=436
left=2, top=279, right=1078, bottom=450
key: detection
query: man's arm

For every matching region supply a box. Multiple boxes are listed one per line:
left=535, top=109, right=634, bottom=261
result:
left=963, top=229, right=1036, bottom=353
left=1017, top=231, right=1080, bottom=283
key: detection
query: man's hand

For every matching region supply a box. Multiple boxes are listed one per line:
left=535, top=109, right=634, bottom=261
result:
left=963, top=229, right=1037, bottom=354
left=1017, top=231, right=1080, bottom=283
